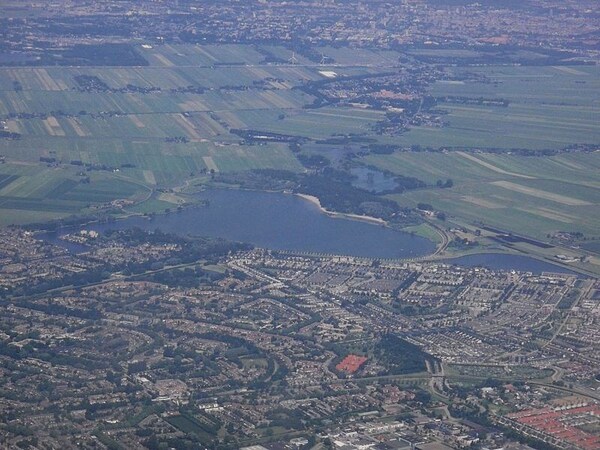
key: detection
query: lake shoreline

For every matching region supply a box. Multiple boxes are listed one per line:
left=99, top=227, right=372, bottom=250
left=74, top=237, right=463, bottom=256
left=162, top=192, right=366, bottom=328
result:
left=295, top=193, right=387, bottom=226
left=38, top=188, right=435, bottom=260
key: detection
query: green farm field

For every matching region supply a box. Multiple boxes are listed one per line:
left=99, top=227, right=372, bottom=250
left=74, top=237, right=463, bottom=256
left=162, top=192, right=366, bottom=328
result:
left=356, top=65, right=599, bottom=243
left=232, top=106, right=385, bottom=139
left=0, top=43, right=598, bottom=241
left=0, top=44, right=327, bottom=223
left=0, top=162, right=146, bottom=225
left=0, top=42, right=395, bottom=225
left=366, top=151, right=600, bottom=238
left=399, top=65, right=600, bottom=150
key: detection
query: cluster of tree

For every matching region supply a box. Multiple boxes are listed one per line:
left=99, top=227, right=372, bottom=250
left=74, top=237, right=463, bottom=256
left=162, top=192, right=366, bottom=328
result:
left=290, top=43, right=335, bottom=64
left=298, top=170, right=401, bottom=220
left=231, top=128, right=308, bottom=144
left=165, top=136, right=190, bottom=143
left=5, top=267, right=110, bottom=298
left=265, top=408, right=305, bottom=431
left=4, top=111, right=50, bottom=120
left=393, top=271, right=421, bottom=296
left=19, top=299, right=102, bottom=320
left=449, top=236, right=478, bottom=249
left=296, top=153, right=331, bottom=169
left=74, top=74, right=160, bottom=94
left=368, top=144, right=397, bottom=154
left=299, top=71, right=399, bottom=108
left=106, top=229, right=251, bottom=273
left=436, top=178, right=453, bottom=188
left=373, top=334, right=437, bottom=375
left=170, top=85, right=206, bottom=95
left=40, top=155, right=135, bottom=172
left=316, top=135, right=376, bottom=145
left=142, top=266, right=226, bottom=288
left=215, top=169, right=299, bottom=192
left=73, top=74, right=111, bottom=91
left=255, top=46, right=288, bottom=64
left=218, top=167, right=424, bottom=221
left=57, top=43, right=149, bottom=67
left=557, top=288, right=580, bottom=310
left=0, top=338, right=109, bottom=370
left=417, top=203, right=433, bottom=211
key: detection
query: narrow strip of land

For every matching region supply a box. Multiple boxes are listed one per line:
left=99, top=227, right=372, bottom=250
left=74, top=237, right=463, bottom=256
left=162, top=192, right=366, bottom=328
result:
left=456, top=151, right=535, bottom=179
left=491, top=180, right=592, bottom=206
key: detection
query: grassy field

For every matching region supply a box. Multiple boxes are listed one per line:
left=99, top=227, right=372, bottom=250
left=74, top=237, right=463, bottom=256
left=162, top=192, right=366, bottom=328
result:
left=366, top=66, right=600, bottom=243
left=0, top=44, right=322, bottom=223
left=0, top=43, right=597, bottom=237
left=318, top=46, right=402, bottom=67
left=233, top=106, right=385, bottom=139
left=401, top=223, right=443, bottom=243
left=392, top=102, right=599, bottom=150
left=0, top=162, right=146, bottom=225
left=397, top=65, right=600, bottom=150
left=366, top=151, right=600, bottom=238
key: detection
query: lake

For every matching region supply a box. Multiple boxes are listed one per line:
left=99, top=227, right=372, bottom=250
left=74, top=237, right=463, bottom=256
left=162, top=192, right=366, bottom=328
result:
left=39, top=189, right=582, bottom=274
left=350, top=167, right=399, bottom=193
left=42, top=189, right=436, bottom=259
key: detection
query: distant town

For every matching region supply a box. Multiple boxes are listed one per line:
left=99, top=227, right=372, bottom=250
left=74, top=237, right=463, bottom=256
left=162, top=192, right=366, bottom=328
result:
left=1, top=0, right=598, bottom=58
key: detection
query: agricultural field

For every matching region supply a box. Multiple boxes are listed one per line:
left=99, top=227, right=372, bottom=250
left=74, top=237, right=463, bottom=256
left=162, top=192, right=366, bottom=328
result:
left=0, top=42, right=598, bottom=239
left=0, top=44, right=326, bottom=223
left=0, top=162, right=145, bottom=226
left=366, top=151, right=600, bottom=239
left=0, top=42, right=394, bottom=224
left=317, top=46, right=403, bottom=67
left=340, top=61, right=600, bottom=253
left=233, top=106, right=385, bottom=139
left=402, top=65, right=600, bottom=150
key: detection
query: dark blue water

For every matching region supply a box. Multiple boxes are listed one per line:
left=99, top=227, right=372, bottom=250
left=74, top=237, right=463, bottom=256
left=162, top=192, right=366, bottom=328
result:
left=39, top=189, right=582, bottom=273
left=444, top=253, right=579, bottom=275
left=350, top=167, right=399, bottom=193
left=42, top=189, right=436, bottom=259
left=42, top=235, right=91, bottom=254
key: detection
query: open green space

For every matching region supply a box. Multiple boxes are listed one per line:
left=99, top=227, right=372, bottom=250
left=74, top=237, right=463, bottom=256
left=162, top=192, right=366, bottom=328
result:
left=0, top=44, right=321, bottom=222
left=446, top=364, right=554, bottom=381
left=402, top=65, right=600, bottom=150
left=0, top=43, right=597, bottom=240
left=392, top=103, right=599, bottom=150
left=0, top=163, right=147, bottom=225
left=366, top=151, right=600, bottom=239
